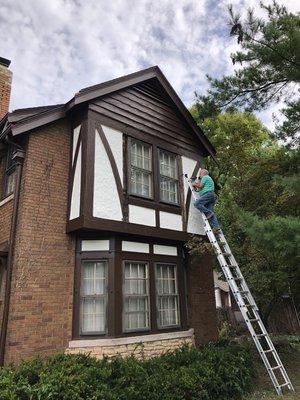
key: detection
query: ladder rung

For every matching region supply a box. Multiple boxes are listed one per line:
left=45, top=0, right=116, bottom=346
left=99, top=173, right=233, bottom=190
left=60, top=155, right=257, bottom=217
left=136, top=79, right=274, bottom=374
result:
left=239, top=290, right=249, bottom=294
left=279, top=382, right=291, bottom=388
left=271, top=365, right=282, bottom=371
left=233, top=277, right=243, bottom=282
left=248, top=318, right=259, bottom=322
left=263, top=349, right=274, bottom=353
left=221, top=252, right=231, bottom=257
left=256, top=334, right=268, bottom=338
left=243, top=303, right=255, bottom=308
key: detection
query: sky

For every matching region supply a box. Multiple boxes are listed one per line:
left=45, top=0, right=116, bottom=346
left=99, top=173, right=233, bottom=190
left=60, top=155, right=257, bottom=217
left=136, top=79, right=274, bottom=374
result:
left=0, top=0, right=298, bottom=130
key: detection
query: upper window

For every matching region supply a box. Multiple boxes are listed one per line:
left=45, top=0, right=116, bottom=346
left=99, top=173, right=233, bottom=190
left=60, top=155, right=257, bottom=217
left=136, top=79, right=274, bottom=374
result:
left=80, top=260, right=108, bottom=334
left=156, top=263, right=180, bottom=328
left=129, top=139, right=152, bottom=198
left=3, top=146, right=16, bottom=198
left=159, top=150, right=179, bottom=204
left=123, top=261, right=150, bottom=332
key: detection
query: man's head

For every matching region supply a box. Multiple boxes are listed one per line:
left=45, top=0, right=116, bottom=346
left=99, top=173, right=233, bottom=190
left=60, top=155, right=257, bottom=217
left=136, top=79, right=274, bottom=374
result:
left=199, top=169, right=209, bottom=177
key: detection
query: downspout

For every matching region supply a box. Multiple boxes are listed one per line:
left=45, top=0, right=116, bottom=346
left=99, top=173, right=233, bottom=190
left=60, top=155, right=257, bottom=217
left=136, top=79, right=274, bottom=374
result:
left=0, top=142, right=25, bottom=366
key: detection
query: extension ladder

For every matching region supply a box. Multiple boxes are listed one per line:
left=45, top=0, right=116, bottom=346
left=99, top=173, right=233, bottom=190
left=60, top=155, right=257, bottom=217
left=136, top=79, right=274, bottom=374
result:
left=185, top=174, right=294, bottom=396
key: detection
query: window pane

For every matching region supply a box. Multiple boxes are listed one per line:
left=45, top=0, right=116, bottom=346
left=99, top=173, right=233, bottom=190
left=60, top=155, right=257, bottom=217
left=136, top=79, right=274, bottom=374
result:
left=5, top=170, right=16, bottom=196
left=80, top=260, right=107, bottom=334
left=156, top=264, right=180, bottom=328
left=159, top=150, right=179, bottom=204
left=124, top=262, right=149, bottom=331
left=130, top=139, right=152, bottom=198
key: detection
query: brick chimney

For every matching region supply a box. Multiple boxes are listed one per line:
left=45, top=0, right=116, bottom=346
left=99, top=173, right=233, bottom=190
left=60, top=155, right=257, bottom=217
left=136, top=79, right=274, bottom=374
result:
left=0, top=57, right=12, bottom=120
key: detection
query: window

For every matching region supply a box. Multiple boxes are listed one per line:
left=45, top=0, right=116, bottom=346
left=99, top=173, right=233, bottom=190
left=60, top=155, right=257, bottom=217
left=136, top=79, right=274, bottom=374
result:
left=129, top=139, right=152, bottom=198
left=80, top=260, right=108, bottom=334
left=159, top=150, right=179, bottom=204
left=156, top=263, right=180, bottom=328
left=3, top=146, right=16, bottom=198
left=123, top=261, right=150, bottom=331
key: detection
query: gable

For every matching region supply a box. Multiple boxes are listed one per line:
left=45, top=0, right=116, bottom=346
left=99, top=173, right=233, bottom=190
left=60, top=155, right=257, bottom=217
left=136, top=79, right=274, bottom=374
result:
left=91, top=78, right=206, bottom=156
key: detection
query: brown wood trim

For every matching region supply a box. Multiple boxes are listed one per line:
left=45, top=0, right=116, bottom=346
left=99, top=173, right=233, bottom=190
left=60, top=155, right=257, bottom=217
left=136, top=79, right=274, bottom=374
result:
left=67, top=215, right=194, bottom=242
left=185, top=161, right=202, bottom=230
left=89, top=110, right=205, bottom=161
left=82, top=113, right=95, bottom=219
left=95, top=123, right=125, bottom=220
left=178, top=155, right=187, bottom=232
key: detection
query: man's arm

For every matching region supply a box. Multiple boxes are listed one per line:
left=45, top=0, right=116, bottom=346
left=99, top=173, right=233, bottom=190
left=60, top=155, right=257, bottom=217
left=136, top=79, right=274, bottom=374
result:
left=192, top=180, right=204, bottom=188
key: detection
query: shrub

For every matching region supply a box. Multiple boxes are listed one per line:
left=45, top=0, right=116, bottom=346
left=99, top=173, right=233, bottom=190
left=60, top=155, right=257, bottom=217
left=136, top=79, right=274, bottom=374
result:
left=0, top=343, right=254, bottom=400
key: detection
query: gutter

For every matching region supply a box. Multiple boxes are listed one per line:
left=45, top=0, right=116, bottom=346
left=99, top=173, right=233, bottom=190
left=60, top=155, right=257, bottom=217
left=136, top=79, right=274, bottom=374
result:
left=0, top=141, right=25, bottom=366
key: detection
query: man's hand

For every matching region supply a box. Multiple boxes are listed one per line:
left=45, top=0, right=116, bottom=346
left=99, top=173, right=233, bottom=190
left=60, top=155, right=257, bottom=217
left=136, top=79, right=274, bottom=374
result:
left=192, top=181, right=204, bottom=188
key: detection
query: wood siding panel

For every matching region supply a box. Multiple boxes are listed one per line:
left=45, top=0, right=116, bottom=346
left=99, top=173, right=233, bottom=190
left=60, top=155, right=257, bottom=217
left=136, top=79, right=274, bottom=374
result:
left=91, top=81, right=205, bottom=156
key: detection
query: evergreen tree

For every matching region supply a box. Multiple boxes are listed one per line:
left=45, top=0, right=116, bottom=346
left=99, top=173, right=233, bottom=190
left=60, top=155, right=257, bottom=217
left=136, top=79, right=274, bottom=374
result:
left=196, top=1, right=300, bottom=147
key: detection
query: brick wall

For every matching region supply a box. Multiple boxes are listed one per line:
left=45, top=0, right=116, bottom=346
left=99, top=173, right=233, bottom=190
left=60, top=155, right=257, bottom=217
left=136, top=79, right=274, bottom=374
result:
left=0, top=63, right=12, bottom=119
left=4, top=119, right=75, bottom=364
left=187, top=253, right=218, bottom=345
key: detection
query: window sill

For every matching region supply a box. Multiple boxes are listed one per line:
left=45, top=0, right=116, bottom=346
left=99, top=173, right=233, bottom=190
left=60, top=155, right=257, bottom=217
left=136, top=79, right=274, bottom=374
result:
left=69, top=328, right=194, bottom=348
left=0, top=194, right=14, bottom=207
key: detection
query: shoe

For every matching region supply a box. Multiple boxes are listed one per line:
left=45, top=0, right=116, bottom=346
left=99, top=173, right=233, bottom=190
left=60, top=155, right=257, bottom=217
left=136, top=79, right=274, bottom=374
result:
left=206, top=213, right=213, bottom=219
left=213, top=228, right=221, bottom=234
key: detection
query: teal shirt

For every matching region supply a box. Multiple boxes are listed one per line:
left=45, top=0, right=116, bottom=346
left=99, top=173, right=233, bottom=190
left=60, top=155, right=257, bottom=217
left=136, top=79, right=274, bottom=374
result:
left=196, top=175, right=214, bottom=197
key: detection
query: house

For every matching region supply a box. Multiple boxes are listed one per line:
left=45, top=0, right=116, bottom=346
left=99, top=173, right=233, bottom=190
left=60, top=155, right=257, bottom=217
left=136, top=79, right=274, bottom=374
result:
left=0, top=58, right=218, bottom=365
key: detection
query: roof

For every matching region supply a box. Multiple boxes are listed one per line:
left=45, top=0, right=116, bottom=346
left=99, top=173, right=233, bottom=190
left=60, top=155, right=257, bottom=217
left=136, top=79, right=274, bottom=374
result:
left=0, top=66, right=216, bottom=156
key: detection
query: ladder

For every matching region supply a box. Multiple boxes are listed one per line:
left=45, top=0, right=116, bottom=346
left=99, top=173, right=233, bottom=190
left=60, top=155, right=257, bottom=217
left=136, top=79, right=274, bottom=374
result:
left=185, top=174, right=295, bottom=396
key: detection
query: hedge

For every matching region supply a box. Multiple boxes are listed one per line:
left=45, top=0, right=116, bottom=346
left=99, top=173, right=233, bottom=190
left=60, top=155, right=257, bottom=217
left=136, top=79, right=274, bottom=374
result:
left=0, top=343, right=254, bottom=400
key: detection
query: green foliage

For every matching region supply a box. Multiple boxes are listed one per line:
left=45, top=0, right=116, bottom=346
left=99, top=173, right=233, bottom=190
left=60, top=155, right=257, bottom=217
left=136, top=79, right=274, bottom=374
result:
left=195, top=1, right=300, bottom=146
left=189, top=106, right=299, bottom=326
left=0, top=345, right=254, bottom=400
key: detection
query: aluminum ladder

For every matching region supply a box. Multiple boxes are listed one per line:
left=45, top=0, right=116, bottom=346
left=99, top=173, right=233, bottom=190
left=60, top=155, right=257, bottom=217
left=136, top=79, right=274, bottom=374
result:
left=185, top=175, right=295, bottom=396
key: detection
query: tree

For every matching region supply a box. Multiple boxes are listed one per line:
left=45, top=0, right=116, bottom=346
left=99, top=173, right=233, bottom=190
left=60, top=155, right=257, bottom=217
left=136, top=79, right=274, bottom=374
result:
left=188, top=108, right=300, bottom=327
left=196, top=1, right=300, bottom=146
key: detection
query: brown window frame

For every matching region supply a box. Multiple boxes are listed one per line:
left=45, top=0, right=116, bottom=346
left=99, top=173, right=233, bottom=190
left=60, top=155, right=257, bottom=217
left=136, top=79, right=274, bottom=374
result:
left=128, top=137, right=154, bottom=200
left=2, top=146, right=16, bottom=199
left=73, top=237, right=188, bottom=340
left=158, top=148, right=180, bottom=206
left=126, top=135, right=182, bottom=210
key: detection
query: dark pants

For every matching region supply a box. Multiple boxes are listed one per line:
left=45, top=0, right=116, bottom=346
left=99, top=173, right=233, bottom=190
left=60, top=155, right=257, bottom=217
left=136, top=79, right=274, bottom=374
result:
left=194, top=191, right=220, bottom=228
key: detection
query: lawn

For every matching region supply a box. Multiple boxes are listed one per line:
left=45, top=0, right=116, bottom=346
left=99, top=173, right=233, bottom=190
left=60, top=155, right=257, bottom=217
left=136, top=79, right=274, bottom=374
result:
left=243, top=336, right=300, bottom=400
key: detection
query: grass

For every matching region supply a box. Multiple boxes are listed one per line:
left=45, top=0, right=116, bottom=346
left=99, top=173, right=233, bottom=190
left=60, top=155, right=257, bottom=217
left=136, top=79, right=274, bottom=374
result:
left=243, top=336, right=300, bottom=399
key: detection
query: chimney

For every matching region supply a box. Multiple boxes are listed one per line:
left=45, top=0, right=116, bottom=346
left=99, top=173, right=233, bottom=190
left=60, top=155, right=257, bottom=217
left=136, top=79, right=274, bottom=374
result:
left=0, top=57, right=12, bottom=120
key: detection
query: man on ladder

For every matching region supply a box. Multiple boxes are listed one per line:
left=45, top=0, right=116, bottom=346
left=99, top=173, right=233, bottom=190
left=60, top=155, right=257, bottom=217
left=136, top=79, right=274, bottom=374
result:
left=192, top=169, right=221, bottom=234
left=185, top=171, right=294, bottom=396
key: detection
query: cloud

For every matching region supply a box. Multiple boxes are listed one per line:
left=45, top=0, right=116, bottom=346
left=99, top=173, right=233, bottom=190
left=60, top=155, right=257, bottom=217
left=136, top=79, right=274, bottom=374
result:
left=0, top=0, right=298, bottom=130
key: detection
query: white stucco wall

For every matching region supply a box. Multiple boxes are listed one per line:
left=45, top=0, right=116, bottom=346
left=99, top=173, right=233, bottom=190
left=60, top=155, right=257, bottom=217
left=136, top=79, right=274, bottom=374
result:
left=93, top=129, right=123, bottom=220
left=101, top=125, right=123, bottom=185
left=69, top=131, right=82, bottom=220
left=159, top=211, right=182, bottom=231
left=129, top=205, right=156, bottom=227
left=182, top=156, right=205, bottom=235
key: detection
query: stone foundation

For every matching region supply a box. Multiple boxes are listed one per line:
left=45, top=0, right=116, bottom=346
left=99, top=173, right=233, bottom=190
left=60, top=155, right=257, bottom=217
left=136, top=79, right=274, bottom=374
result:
left=67, top=329, right=194, bottom=359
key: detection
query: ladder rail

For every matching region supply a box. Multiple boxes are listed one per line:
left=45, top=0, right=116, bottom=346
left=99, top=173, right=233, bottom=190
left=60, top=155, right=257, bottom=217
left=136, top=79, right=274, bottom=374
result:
left=185, top=176, right=295, bottom=396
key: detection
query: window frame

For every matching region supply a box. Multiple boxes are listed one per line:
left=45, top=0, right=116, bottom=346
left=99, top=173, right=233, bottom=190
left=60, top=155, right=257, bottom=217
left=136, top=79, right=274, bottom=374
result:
left=126, top=136, right=183, bottom=209
left=122, top=260, right=151, bottom=333
left=79, top=258, right=109, bottom=336
left=2, top=146, right=16, bottom=199
left=158, top=149, right=180, bottom=206
left=128, top=137, right=154, bottom=200
left=155, top=262, right=180, bottom=329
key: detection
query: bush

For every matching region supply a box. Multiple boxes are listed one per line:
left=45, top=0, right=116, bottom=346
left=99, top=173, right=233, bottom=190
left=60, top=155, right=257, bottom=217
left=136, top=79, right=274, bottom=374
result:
left=0, top=343, right=254, bottom=400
